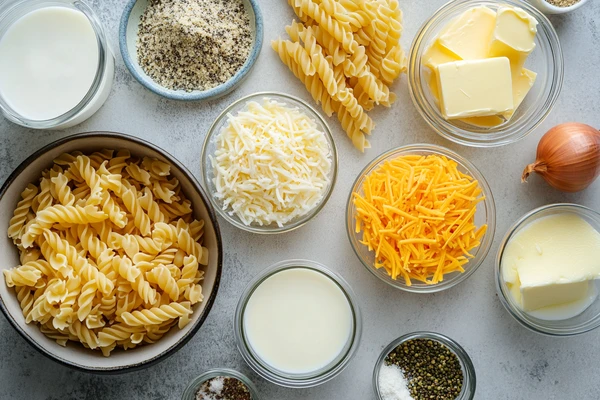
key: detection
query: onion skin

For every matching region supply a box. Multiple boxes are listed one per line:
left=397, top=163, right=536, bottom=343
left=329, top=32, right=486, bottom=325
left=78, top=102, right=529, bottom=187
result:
left=522, top=123, right=600, bottom=193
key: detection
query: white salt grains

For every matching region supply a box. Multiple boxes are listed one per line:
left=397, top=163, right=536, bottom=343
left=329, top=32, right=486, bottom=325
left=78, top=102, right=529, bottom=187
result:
left=378, top=364, right=413, bottom=400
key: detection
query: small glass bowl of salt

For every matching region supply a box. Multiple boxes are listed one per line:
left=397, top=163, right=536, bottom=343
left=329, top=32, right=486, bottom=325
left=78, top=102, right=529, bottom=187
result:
left=182, top=368, right=260, bottom=400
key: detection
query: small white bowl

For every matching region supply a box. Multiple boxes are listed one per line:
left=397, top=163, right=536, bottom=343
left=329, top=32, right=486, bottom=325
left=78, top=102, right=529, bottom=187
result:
left=528, top=0, right=589, bottom=14
left=0, top=132, right=223, bottom=373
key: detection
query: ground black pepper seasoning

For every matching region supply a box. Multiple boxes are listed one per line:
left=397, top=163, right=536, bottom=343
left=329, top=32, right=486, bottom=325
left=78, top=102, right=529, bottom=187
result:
left=385, top=339, right=464, bottom=400
left=137, top=0, right=252, bottom=92
left=544, top=0, right=581, bottom=7
left=195, top=376, right=252, bottom=400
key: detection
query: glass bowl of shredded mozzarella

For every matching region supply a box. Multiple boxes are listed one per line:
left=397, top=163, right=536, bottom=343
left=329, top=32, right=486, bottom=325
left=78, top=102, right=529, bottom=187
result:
left=201, top=92, right=338, bottom=234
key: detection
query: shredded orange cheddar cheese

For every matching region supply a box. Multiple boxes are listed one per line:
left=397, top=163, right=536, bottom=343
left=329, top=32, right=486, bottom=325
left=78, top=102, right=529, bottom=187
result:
left=353, top=154, right=487, bottom=285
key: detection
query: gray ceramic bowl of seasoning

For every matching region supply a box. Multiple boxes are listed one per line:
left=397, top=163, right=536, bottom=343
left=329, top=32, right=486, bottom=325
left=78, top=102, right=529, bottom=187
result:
left=373, top=332, right=476, bottom=400
left=182, top=368, right=260, bottom=400
left=119, top=0, right=263, bottom=101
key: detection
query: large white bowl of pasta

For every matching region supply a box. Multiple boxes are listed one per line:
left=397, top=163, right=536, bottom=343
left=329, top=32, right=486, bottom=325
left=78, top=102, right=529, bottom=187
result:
left=0, top=132, right=223, bottom=373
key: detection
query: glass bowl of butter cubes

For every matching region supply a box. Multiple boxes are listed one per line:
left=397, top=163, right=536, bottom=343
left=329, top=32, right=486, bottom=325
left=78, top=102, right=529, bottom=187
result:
left=496, top=204, right=600, bottom=336
left=408, top=0, right=563, bottom=147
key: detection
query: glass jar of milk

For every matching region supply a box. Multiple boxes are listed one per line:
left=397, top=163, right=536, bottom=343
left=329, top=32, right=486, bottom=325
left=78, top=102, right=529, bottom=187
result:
left=0, top=0, right=114, bottom=129
left=235, top=260, right=362, bottom=388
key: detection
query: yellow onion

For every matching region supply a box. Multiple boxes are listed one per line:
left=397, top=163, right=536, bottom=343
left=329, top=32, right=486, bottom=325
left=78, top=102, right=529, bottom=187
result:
left=522, top=123, right=600, bottom=192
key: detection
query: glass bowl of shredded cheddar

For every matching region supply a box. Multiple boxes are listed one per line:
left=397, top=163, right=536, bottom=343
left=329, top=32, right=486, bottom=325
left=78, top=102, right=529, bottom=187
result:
left=202, top=92, right=337, bottom=234
left=346, top=144, right=496, bottom=293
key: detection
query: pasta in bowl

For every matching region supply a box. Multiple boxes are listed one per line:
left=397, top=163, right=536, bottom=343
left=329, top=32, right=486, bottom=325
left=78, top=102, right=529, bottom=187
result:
left=0, top=132, right=222, bottom=373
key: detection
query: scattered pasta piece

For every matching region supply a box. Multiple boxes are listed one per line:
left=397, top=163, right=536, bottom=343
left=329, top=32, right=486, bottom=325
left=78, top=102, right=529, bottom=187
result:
left=352, top=155, right=488, bottom=285
left=272, top=0, right=407, bottom=151
left=4, top=150, right=208, bottom=356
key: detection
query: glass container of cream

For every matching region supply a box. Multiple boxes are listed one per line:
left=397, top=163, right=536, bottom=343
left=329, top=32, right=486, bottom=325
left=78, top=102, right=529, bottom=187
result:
left=0, top=0, right=114, bottom=129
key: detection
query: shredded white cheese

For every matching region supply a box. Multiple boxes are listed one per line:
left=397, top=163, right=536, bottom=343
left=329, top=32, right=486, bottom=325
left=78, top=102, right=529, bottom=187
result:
left=210, top=98, right=332, bottom=227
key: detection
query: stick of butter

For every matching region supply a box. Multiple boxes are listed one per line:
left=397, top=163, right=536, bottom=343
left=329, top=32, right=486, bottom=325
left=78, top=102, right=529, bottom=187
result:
left=427, top=69, right=505, bottom=127
left=503, top=68, right=537, bottom=120
left=489, top=6, right=538, bottom=71
left=422, top=41, right=460, bottom=71
left=436, top=57, right=513, bottom=120
left=438, top=6, right=496, bottom=60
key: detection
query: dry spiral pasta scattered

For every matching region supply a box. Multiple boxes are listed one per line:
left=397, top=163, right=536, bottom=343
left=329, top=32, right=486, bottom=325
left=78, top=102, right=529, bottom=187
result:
left=272, top=0, right=407, bottom=152
left=4, top=150, right=208, bottom=356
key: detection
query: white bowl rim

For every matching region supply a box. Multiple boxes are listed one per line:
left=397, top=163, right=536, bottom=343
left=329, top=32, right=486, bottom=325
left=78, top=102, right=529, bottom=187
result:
left=0, top=131, right=224, bottom=374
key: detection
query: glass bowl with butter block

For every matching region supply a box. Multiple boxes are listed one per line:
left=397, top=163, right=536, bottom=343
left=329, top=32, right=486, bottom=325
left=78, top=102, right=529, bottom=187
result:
left=408, top=0, right=563, bottom=147
left=497, top=204, right=600, bottom=336
left=201, top=92, right=338, bottom=234
left=346, top=144, right=496, bottom=293
left=234, top=260, right=362, bottom=388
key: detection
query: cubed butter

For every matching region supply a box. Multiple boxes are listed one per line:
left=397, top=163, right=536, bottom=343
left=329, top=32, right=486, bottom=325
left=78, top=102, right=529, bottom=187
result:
left=438, top=6, right=497, bottom=60
left=489, top=6, right=537, bottom=70
left=502, top=213, right=600, bottom=315
left=503, top=68, right=537, bottom=120
left=521, top=281, right=592, bottom=312
left=436, top=57, right=513, bottom=119
left=422, top=41, right=460, bottom=71
left=428, top=71, right=505, bottom=127
left=460, top=115, right=505, bottom=128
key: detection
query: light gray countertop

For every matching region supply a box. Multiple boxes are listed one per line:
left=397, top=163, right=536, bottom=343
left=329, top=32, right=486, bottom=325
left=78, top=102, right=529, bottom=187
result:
left=1, top=0, right=600, bottom=399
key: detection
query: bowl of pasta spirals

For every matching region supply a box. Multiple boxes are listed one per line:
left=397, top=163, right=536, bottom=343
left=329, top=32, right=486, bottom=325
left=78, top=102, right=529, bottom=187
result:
left=0, top=132, right=223, bottom=373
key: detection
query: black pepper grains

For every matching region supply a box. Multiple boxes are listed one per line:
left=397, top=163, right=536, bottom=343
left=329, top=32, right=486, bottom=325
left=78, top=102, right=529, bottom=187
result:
left=137, top=0, right=252, bottom=92
left=385, top=339, right=464, bottom=400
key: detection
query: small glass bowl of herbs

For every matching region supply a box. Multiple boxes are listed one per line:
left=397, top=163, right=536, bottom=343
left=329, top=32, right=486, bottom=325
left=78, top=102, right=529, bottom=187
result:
left=373, top=332, right=476, bottom=400
left=182, top=368, right=259, bottom=400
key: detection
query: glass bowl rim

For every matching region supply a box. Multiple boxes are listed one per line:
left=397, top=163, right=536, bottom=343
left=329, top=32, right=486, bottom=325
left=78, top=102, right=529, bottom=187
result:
left=372, top=331, right=476, bottom=400
left=233, top=259, right=362, bottom=388
left=495, top=203, right=600, bottom=336
left=200, top=91, right=339, bottom=234
left=407, top=0, right=564, bottom=148
left=0, top=0, right=111, bottom=129
left=346, top=143, right=496, bottom=293
left=181, top=368, right=260, bottom=400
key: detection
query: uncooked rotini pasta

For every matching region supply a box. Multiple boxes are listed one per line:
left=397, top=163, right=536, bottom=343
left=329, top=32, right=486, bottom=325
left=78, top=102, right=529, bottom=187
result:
left=273, top=0, right=407, bottom=151
left=272, top=39, right=338, bottom=118
left=7, top=184, right=38, bottom=241
left=3, top=150, right=209, bottom=356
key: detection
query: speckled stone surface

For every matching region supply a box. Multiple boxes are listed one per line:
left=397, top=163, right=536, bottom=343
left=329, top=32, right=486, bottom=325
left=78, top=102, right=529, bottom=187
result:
left=1, top=0, right=599, bottom=399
